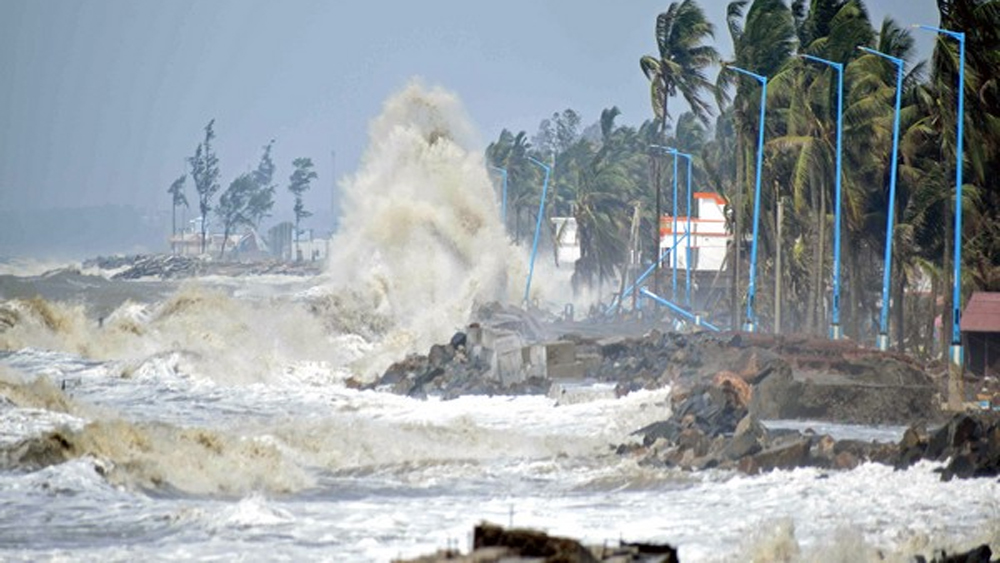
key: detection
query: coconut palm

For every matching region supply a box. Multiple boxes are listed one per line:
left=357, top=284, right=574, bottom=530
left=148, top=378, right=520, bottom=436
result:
left=640, top=0, right=719, bottom=296
left=718, top=0, right=796, bottom=329
left=640, top=0, right=720, bottom=132
left=167, top=174, right=188, bottom=253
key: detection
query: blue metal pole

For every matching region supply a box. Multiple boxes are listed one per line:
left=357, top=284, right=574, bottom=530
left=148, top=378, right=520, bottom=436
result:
left=524, top=157, right=550, bottom=306
left=726, top=66, right=768, bottom=333
left=606, top=233, right=689, bottom=314
left=915, top=24, right=966, bottom=404
left=859, top=47, right=904, bottom=351
left=953, top=32, right=966, bottom=363
left=651, top=145, right=694, bottom=307
left=488, top=166, right=508, bottom=226
left=665, top=149, right=694, bottom=307
left=685, top=156, right=693, bottom=307
left=639, top=288, right=721, bottom=332
left=671, top=149, right=679, bottom=301
left=802, top=54, right=845, bottom=340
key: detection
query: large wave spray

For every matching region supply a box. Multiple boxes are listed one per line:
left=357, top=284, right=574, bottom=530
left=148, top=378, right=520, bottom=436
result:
left=317, top=81, right=522, bottom=375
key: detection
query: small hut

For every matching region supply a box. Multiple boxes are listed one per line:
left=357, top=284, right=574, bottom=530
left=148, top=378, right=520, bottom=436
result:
left=961, top=292, right=1000, bottom=378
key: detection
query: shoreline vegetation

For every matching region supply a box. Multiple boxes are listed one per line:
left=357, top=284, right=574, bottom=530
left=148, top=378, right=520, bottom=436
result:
left=484, top=0, right=1000, bottom=352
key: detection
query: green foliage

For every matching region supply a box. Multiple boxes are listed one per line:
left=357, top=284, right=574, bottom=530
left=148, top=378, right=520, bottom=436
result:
left=247, top=141, right=277, bottom=228
left=188, top=119, right=221, bottom=253
left=167, top=174, right=188, bottom=242
left=480, top=0, right=1000, bottom=344
left=168, top=175, right=188, bottom=210
left=288, top=157, right=317, bottom=255
left=640, top=0, right=720, bottom=132
left=214, top=141, right=280, bottom=258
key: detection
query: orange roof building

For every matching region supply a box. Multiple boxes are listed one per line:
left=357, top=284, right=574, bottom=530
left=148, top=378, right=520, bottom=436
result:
left=659, top=192, right=732, bottom=273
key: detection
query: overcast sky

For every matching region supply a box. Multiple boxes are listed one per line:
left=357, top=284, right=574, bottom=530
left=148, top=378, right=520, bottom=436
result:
left=0, top=0, right=939, bottom=218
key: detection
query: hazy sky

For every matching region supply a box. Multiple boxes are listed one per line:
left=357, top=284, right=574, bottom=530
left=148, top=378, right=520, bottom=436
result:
left=0, top=0, right=939, bottom=220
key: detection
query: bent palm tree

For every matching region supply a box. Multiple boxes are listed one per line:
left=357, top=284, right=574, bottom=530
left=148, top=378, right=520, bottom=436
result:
left=640, top=0, right=719, bottom=296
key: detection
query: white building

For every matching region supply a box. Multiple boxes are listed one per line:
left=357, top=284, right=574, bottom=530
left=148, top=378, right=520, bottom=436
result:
left=660, top=192, right=731, bottom=272
left=550, top=216, right=581, bottom=267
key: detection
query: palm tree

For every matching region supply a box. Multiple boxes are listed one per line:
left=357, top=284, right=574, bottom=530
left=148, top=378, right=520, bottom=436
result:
left=569, top=108, right=639, bottom=292
left=641, top=0, right=719, bottom=296
left=640, top=0, right=720, bottom=132
left=486, top=129, right=538, bottom=243
left=766, top=0, right=874, bottom=333
left=718, top=0, right=795, bottom=329
left=167, top=174, right=188, bottom=254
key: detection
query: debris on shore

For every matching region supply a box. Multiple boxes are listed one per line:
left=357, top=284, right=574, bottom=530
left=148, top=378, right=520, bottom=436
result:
left=394, top=522, right=678, bottom=563
left=395, top=523, right=995, bottom=563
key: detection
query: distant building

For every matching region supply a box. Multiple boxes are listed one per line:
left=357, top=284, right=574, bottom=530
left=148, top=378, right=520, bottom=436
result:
left=294, top=229, right=330, bottom=262
left=170, top=222, right=268, bottom=259
left=267, top=222, right=295, bottom=260
left=961, top=292, right=1000, bottom=378
left=550, top=217, right=581, bottom=267
left=660, top=192, right=731, bottom=272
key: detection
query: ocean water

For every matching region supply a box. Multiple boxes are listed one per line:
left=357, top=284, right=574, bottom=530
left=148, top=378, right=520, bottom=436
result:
left=1, top=82, right=998, bottom=562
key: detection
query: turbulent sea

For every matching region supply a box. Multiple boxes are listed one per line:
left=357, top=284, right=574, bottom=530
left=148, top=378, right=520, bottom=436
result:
left=1, top=82, right=998, bottom=562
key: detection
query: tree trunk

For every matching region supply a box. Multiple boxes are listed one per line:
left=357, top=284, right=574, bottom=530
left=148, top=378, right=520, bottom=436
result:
left=806, top=180, right=821, bottom=334
left=171, top=204, right=177, bottom=255
left=774, top=196, right=783, bottom=334
left=848, top=246, right=862, bottom=340
left=926, top=271, right=939, bottom=358
left=895, top=261, right=906, bottom=352
left=200, top=214, right=209, bottom=255
left=294, top=217, right=300, bottom=262
left=943, top=206, right=954, bottom=353
left=817, top=183, right=827, bottom=332
left=219, top=223, right=231, bottom=260
left=731, top=140, right=746, bottom=330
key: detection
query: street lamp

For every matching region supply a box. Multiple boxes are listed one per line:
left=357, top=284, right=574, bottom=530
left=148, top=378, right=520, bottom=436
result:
left=663, top=147, right=694, bottom=307
left=724, top=65, right=768, bottom=333
left=858, top=46, right=904, bottom=351
left=488, top=166, right=508, bottom=226
left=524, top=156, right=551, bottom=306
left=914, top=24, right=966, bottom=370
left=650, top=145, right=695, bottom=305
left=801, top=54, right=846, bottom=340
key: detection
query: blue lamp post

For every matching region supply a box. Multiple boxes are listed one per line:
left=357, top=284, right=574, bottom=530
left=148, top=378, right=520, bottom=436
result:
left=859, top=46, right=904, bottom=351
left=667, top=148, right=694, bottom=308
left=915, top=25, right=966, bottom=369
left=802, top=54, right=846, bottom=340
left=724, top=65, right=768, bottom=333
left=488, top=166, right=508, bottom=226
left=650, top=145, right=693, bottom=304
left=523, top=156, right=551, bottom=306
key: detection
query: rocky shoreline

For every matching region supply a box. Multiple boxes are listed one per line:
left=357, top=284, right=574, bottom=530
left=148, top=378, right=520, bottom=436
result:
left=82, top=253, right=324, bottom=279
left=395, top=523, right=996, bottom=562
left=368, top=320, right=1000, bottom=481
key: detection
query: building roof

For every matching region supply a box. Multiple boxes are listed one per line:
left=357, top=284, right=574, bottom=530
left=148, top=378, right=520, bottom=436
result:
left=961, top=292, right=1000, bottom=333
left=694, top=192, right=727, bottom=205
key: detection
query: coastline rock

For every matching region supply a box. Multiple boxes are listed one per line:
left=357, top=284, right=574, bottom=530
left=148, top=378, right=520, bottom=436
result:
left=915, top=545, right=995, bottom=563
left=397, top=522, right=679, bottom=563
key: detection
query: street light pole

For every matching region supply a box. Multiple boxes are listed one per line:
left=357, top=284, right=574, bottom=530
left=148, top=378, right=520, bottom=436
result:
left=671, top=148, right=679, bottom=301
left=916, top=24, right=966, bottom=368
left=684, top=154, right=693, bottom=308
left=650, top=145, right=694, bottom=306
left=916, top=24, right=966, bottom=409
left=725, top=65, right=768, bottom=333
left=859, top=46, right=904, bottom=351
left=524, top=157, right=551, bottom=306
left=488, top=166, right=508, bottom=226
left=802, top=54, right=845, bottom=340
